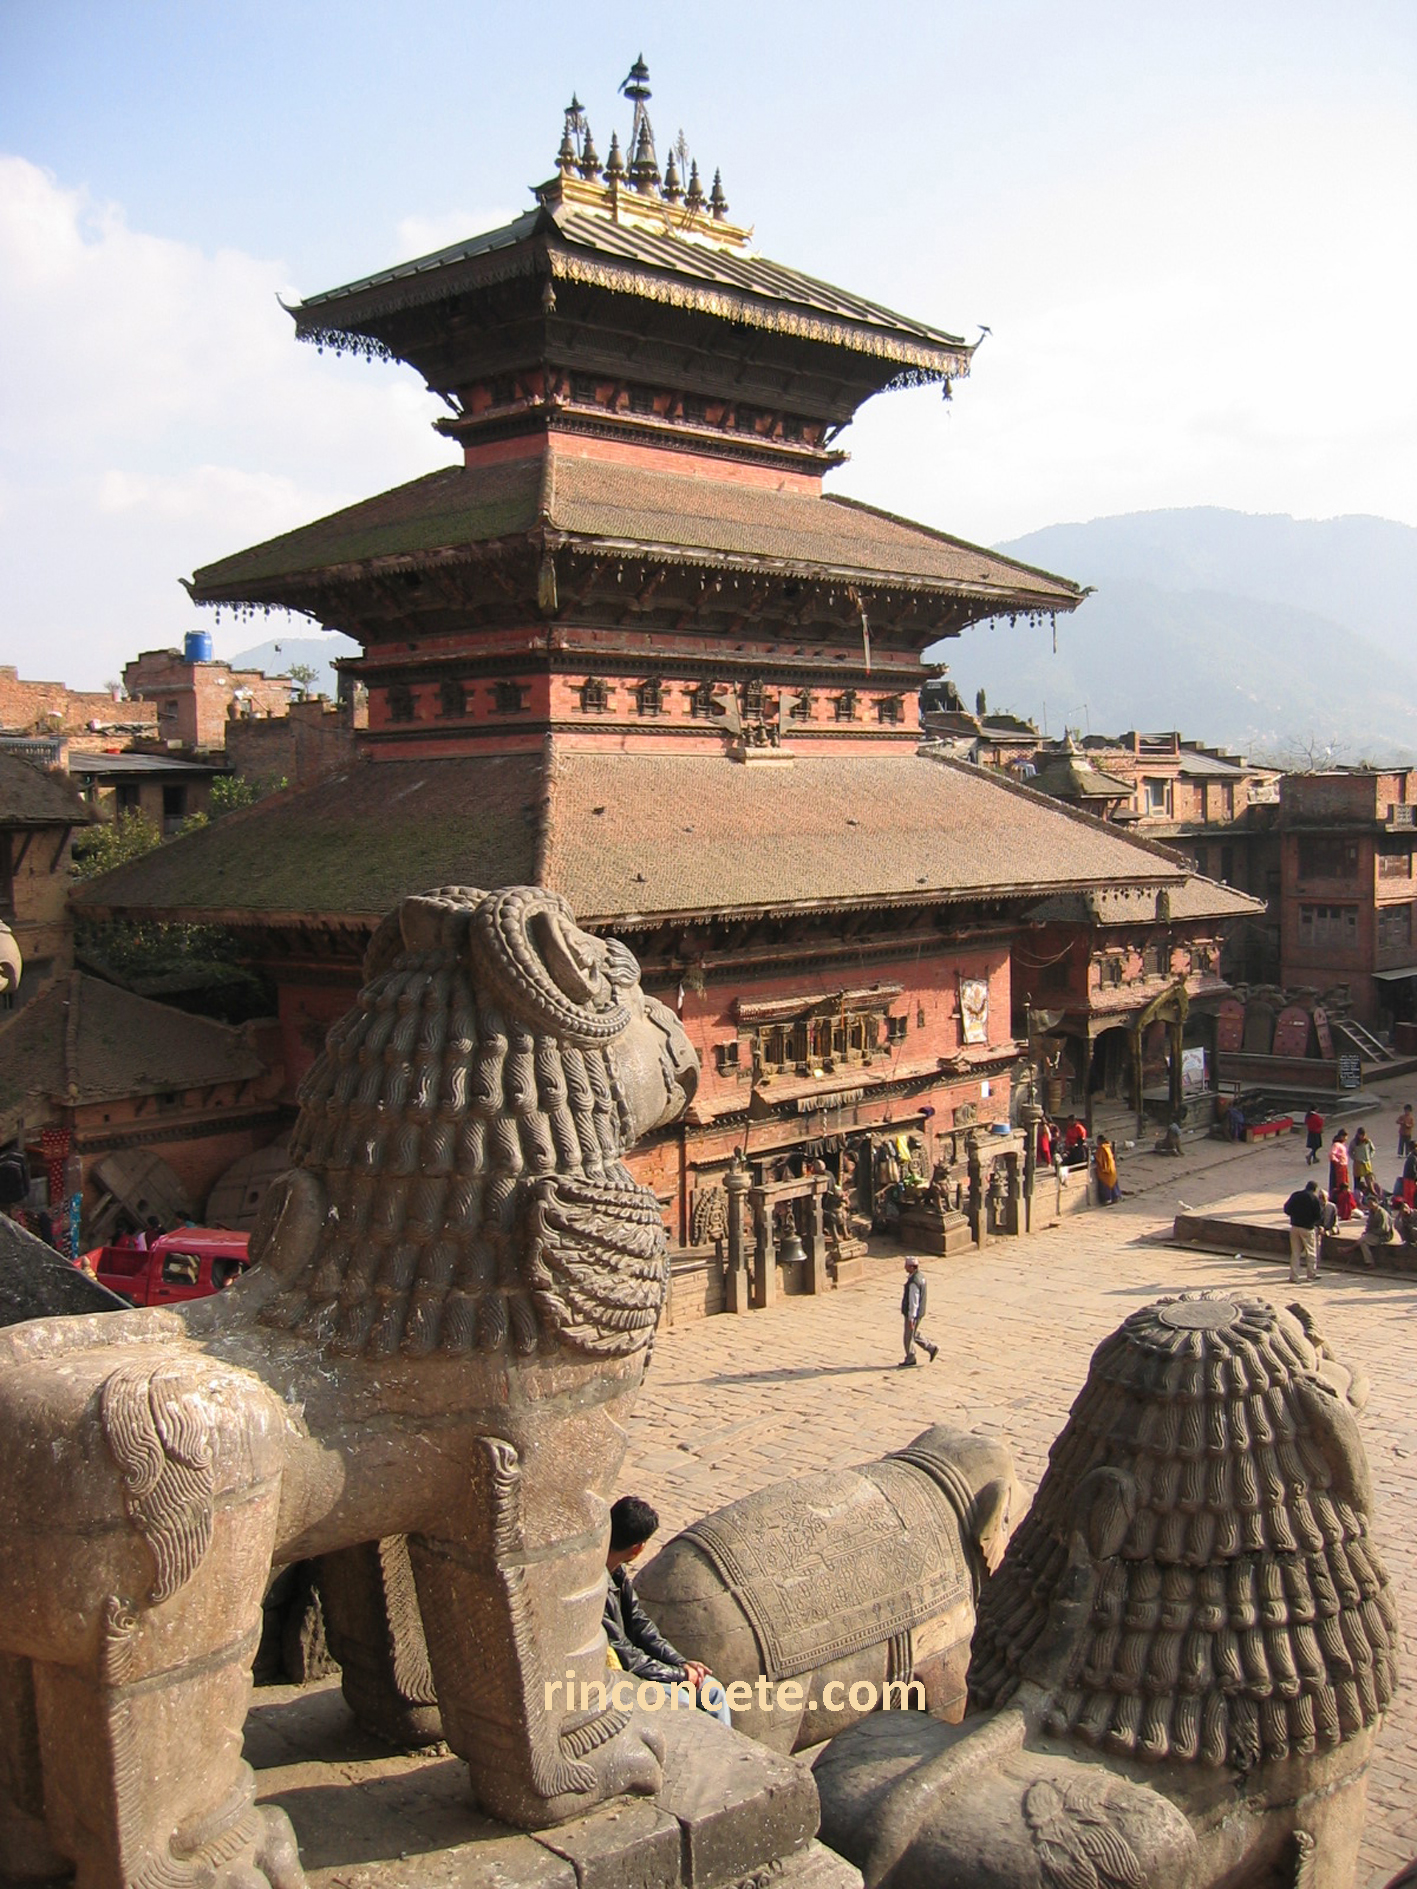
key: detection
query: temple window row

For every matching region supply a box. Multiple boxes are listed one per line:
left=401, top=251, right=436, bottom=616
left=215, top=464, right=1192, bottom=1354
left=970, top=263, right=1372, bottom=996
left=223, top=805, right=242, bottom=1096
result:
left=751, top=1009, right=889, bottom=1076
left=386, top=681, right=531, bottom=722
left=386, top=678, right=912, bottom=726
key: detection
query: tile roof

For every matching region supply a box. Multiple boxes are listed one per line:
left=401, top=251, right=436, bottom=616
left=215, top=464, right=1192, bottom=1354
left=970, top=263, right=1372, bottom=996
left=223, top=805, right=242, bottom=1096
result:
left=75, top=746, right=1220, bottom=931
left=293, top=202, right=971, bottom=379
left=0, top=973, right=268, bottom=1140
left=0, top=753, right=93, bottom=827
left=189, top=452, right=1083, bottom=612
left=67, top=753, right=222, bottom=779
left=72, top=758, right=544, bottom=923
left=1025, top=877, right=1264, bottom=927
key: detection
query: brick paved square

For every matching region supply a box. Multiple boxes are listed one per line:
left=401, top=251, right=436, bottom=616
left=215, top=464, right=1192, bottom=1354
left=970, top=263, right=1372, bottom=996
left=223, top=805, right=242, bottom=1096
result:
left=626, top=1111, right=1417, bottom=1888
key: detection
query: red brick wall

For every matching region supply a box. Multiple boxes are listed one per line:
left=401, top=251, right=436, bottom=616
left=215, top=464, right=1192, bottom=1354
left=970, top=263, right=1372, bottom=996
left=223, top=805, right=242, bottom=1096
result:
left=226, top=701, right=362, bottom=788
left=0, top=667, right=157, bottom=737
left=125, top=653, right=292, bottom=750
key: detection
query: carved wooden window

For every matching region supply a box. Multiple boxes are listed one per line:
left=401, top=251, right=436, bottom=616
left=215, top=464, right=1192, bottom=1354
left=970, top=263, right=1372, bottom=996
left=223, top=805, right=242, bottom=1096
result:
left=1379, top=849, right=1414, bottom=878
left=742, top=679, right=765, bottom=718
left=387, top=683, right=415, bottom=723
left=1144, top=942, right=1168, bottom=978
left=580, top=677, right=610, bottom=713
left=1099, top=955, right=1124, bottom=988
left=834, top=690, right=858, bottom=723
left=714, top=1040, right=741, bottom=1075
left=636, top=678, right=664, bottom=716
left=438, top=678, right=467, bottom=718
left=689, top=680, right=721, bottom=719
left=1298, top=836, right=1359, bottom=880
left=876, top=695, right=904, bottom=726
left=885, top=1015, right=908, bottom=1042
left=1299, top=903, right=1358, bottom=950
left=810, top=1018, right=834, bottom=1063
left=789, top=690, right=814, bottom=722
left=493, top=680, right=527, bottom=713
left=1378, top=904, right=1413, bottom=953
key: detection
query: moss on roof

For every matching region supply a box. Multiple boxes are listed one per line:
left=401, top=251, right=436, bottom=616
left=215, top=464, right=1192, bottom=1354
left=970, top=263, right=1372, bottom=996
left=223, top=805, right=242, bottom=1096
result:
left=75, top=746, right=1218, bottom=932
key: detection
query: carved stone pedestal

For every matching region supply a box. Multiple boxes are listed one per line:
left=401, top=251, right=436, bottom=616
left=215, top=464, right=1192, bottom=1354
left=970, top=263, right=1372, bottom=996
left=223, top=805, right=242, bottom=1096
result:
left=248, top=1678, right=861, bottom=1889
left=829, top=1236, right=869, bottom=1285
left=896, top=1200, right=973, bottom=1257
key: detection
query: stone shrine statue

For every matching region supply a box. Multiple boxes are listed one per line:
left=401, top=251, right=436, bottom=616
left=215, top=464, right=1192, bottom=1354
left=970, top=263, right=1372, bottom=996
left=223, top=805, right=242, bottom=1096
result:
left=0, top=886, right=699, bottom=1889
left=815, top=1293, right=1397, bottom=1889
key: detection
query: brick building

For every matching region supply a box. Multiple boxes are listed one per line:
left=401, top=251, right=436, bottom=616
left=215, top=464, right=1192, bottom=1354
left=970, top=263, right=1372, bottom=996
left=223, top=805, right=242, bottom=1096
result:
left=0, top=753, right=93, bottom=1003
left=77, top=69, right=1256, bottom=1297
left=67, top=750, right=221, bottom=833
left=224, top=694, right=367, bottom=790
left=1278, top=769, right=1417, bottom=1028
left=0, top=666, right=157, bottom=745
left=0, top=972, right=283, bottom=1233
left=123, top=644, right=292, bottom=752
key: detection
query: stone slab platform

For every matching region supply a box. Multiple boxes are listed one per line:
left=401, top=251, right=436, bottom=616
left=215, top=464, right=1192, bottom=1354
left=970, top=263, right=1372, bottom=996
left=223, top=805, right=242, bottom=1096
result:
left=1173, top=1210, right=1417, bottom=1275
left=247, top=1680, right=860, bottom=1889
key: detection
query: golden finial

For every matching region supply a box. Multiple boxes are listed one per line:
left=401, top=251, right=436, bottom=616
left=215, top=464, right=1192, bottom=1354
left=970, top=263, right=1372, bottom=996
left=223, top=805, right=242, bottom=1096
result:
left=684, top=159, right=705, bottom=213
left=709, top=168, right=729, bottom=220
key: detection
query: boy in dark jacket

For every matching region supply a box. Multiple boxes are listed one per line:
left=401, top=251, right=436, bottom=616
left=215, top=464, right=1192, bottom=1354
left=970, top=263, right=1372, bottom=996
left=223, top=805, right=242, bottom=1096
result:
left=603, top=1496, right=731, bottom=1724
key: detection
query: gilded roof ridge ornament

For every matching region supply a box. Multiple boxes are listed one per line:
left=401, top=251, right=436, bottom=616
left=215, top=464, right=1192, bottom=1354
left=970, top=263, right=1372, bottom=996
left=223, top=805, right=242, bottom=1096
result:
left=536, top=58, right=754, bottom=253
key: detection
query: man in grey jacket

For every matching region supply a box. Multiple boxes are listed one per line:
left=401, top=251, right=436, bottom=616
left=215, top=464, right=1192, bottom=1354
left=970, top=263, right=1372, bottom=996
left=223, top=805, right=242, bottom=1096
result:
left=899, top=1257, right=939, bottom=1367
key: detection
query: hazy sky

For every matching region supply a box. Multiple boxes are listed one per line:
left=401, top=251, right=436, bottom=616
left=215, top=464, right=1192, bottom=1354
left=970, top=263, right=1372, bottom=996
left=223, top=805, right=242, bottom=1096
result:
left=2, top=1, right=1414, bottom=687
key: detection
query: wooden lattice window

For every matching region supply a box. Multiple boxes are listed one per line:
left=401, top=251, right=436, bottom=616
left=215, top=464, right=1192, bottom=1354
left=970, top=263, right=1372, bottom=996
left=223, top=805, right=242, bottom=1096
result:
left=742, top=679, right=764, bottom=718
left=876, top=695, right=903, bottom=726
left=789, top=690, right=814, bottom=722
left=493, top=680, right=527, bottom=713
left=387, top=683, right=415, bottom=723
left=438, top=678, right=467, bottom=718
left=834, top=690, right=858, bottom=723
left=1299, top=903, right=1358, bottom=950
left=636, top=678, right=664, bottom=716
left=689, top=680, right=721, bottom=719
left=580, top=677, right=609, bottom=713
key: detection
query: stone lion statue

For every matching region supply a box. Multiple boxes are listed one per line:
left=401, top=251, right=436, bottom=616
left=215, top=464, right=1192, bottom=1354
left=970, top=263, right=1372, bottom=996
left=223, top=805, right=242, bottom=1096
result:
left=0, top=886, right=698, bottom=1889
left=815, top=1293, right=1397, bottom=1889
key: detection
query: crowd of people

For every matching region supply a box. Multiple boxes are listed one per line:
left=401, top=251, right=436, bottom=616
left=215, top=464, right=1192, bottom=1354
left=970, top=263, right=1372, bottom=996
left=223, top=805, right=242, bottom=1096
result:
left=1284, top=1102, right=1417, bottom=1280
left=1034, top=1113, right=1122, bottom=1204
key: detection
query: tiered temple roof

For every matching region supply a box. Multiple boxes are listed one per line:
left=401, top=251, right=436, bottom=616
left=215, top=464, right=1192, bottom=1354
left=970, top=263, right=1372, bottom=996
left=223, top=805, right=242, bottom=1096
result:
left=76, top=747, right=1243, bottom=932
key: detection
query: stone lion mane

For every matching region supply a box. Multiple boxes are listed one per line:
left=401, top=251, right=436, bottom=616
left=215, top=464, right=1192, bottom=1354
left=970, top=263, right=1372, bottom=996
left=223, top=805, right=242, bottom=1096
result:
left=969, top=1293, right=1398, bottom=1773
left=261, top=884, right=671, bottom=1362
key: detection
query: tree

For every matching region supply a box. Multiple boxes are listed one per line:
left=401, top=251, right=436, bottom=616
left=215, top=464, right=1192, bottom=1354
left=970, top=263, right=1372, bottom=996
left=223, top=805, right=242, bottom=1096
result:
left=287, top=662, right=319, bottom=700
left=975, top=687, right=988, bottom=718
left=71, top=811, right=163, bottom=879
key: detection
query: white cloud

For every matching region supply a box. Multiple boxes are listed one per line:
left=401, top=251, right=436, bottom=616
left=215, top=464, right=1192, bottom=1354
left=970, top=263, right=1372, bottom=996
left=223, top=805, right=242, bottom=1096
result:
left=834, top=104, right=1417, bottom=544
left=0, top=157, right=446, bottom=685
left=395, top=207, right=517, bottom=258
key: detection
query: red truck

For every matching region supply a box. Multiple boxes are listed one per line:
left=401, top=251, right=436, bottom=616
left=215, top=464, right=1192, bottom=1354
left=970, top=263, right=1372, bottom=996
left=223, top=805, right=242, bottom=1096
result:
left=80, top=1228, right=251, bottom=1307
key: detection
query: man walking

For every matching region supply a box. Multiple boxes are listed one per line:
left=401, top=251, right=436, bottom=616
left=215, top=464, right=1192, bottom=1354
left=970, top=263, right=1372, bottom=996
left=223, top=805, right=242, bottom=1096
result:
left=899, top=1256, right=938, bottom=1366
left=1283, top=1179, right=1324, bottom=1284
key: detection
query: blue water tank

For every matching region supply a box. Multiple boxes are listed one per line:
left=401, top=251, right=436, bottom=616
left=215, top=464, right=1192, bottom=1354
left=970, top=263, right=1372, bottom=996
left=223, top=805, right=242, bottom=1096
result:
left=184, top=629, right=214, bottom=665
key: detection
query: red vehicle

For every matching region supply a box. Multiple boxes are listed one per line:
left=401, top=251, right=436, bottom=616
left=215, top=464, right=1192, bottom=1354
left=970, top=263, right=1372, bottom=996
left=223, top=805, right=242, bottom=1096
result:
left=80, top=1228, right=251, bottom=1307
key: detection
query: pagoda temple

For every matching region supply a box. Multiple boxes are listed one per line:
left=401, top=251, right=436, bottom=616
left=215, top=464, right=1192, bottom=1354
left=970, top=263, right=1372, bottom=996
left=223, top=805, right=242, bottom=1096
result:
left=78, top=65, right=1258, bottom=1305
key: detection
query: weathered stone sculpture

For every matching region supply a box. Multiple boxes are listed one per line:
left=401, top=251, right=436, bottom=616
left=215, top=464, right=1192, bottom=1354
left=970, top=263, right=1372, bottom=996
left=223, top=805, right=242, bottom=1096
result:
left=815, top=1293, right=1397, bottom=1889
left=636, top=1425, right=1023, bottom=1753
left=0, top=885, right=698, bottom=1888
